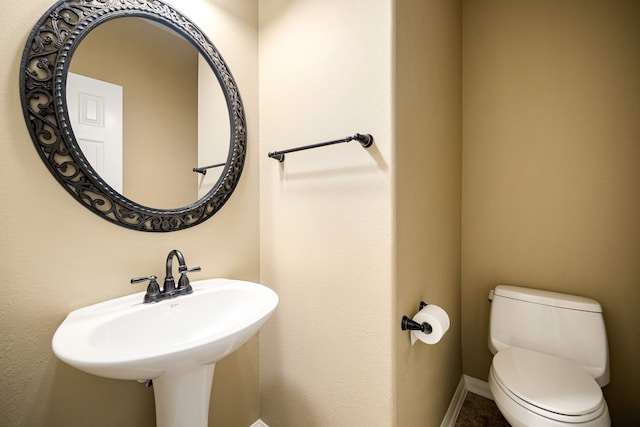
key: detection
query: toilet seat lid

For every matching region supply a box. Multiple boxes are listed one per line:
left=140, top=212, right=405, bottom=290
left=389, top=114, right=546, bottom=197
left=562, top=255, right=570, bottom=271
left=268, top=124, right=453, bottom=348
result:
left=493, top=347, right=603, bottom=416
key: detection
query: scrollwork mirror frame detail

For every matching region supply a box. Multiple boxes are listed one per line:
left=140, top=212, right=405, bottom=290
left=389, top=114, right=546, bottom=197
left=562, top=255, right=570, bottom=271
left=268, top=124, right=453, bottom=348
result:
left=20, top=0, right=246, bottom=232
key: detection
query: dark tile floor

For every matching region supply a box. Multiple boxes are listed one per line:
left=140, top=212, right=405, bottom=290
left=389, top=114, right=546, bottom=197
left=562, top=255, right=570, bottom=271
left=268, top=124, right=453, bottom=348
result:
left=455, top=392, right=510, bottom=427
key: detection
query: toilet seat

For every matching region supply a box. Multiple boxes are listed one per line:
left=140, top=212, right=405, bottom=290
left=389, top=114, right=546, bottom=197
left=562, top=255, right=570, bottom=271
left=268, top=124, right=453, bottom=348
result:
left=491, top=347, right=607, bottom=424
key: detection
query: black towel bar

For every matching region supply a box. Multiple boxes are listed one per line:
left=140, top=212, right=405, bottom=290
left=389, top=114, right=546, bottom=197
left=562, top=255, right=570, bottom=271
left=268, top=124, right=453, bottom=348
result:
left=268, top=133, right=373, bottom=162
left=193, top=162, right=226, bottom=175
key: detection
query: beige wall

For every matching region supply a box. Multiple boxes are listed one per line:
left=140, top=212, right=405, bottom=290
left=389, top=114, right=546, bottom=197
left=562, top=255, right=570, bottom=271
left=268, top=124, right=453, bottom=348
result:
left=258, top=0, right=395, bottom=425
left=395, top=0, right=462, bottom=425
left=462, top=0, right=640, bottom=424
left=4, top=0, right=638, bottom=426
left=0, top=0, right=259, bottom=426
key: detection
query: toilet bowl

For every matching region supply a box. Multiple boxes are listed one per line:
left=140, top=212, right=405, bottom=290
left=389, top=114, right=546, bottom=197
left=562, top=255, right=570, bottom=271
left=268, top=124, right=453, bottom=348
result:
left=487, top=285, right=611, bottom=427
left=489, top=347, right=610, bottom=427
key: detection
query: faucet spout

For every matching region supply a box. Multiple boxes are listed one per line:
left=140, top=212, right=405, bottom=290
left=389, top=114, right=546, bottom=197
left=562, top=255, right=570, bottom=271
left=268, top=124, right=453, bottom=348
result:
left=163, top=249, right=186, bottom=296
left=163, top=249, right=200, bottom=297
left=132, top=250, right=200, bottom=303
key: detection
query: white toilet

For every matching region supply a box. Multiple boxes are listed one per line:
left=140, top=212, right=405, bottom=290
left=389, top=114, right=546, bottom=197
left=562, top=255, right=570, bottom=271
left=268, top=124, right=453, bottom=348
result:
left=487, top=285, right=611, bottom=427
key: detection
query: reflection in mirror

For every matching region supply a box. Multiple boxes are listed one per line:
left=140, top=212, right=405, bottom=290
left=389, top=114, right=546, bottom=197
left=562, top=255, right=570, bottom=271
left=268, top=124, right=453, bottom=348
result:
left=68, top=17, right=229, bottom=209
left=21, top=0, right=246, bottom=231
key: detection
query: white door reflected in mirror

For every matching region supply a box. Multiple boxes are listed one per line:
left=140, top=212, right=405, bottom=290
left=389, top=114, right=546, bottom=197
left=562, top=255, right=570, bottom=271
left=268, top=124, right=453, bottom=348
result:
left=67, top=72, right=124, bottom=193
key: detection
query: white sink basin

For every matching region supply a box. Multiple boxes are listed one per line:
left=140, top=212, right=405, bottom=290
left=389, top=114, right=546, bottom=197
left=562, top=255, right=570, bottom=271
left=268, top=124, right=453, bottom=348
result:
left=53, top=278, right=278, bottom=379
left=52, top=278, right=278, bottom=427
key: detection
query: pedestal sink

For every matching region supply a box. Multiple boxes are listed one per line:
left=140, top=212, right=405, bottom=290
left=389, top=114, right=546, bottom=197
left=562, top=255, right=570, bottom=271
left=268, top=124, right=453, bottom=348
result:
left=52, top=278, right=278, bottom=427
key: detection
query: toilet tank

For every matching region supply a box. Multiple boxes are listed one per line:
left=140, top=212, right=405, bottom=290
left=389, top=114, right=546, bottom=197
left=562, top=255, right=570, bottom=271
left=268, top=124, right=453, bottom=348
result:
left=488, top=285, right=610, bottom=387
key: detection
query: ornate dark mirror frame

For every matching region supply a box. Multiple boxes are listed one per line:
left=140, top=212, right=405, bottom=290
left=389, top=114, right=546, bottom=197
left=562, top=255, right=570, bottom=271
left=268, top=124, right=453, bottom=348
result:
left=20, top=0, right=246, bottom=232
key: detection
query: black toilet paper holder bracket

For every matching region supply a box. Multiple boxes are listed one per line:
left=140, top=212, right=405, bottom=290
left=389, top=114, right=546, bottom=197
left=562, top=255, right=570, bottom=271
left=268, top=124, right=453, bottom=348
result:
left=401, top=301, right=432, bottom=334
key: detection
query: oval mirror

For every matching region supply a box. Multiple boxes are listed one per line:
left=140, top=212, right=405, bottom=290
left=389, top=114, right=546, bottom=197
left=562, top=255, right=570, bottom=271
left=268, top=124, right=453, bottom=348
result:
left=20, top=0, right=246, bottom=232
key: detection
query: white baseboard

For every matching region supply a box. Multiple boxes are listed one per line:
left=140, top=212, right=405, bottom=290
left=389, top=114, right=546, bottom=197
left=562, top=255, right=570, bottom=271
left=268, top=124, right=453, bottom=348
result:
left=464, top=374, right=493, bottom=400
left=440, top=375, right=468, bottom=427
left=440, top=375, right=493, bottom=427
left=250, top=420, right=268, bottom=427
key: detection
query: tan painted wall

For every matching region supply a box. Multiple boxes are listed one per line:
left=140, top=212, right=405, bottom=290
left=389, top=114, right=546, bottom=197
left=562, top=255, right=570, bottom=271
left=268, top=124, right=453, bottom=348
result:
left=395, top=0, right=462, bottom=426
left=0, top=1, right=259, bottom=426
left=5, top=0, right=637, bottom=425
left=258, top=0, right=395, bottom=425
left=462, top=0, right=640, bottom=424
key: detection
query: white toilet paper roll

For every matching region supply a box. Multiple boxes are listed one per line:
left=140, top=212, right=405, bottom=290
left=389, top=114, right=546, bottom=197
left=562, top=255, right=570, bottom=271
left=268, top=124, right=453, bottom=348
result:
left=410, top=304, right=450, bottom=346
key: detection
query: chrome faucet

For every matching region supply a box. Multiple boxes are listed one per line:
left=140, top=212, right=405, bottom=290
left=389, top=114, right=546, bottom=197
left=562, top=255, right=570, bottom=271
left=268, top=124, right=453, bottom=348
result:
left=130, top=249, right=201, bottom=303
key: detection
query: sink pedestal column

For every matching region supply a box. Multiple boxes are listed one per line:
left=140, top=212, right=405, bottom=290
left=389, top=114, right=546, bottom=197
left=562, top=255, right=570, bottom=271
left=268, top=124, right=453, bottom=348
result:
left=152, top=364, right=216, bottom=427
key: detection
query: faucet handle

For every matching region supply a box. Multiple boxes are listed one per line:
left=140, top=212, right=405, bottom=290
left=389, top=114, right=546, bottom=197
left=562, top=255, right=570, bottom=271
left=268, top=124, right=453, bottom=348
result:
left=131, top=275, right=162, bottom=303
left=176, top=266, right=201, bottom=295
left=131, top=275, right=156, bottom=285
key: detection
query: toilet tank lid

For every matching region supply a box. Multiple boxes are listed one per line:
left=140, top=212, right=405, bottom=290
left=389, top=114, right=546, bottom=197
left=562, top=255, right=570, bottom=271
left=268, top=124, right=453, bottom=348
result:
left=494, top=285, right=602, bottom=312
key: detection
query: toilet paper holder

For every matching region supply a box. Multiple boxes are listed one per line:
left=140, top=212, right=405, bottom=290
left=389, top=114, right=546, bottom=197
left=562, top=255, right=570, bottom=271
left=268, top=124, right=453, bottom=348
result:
left=401, top=301, right=433, bottom=334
